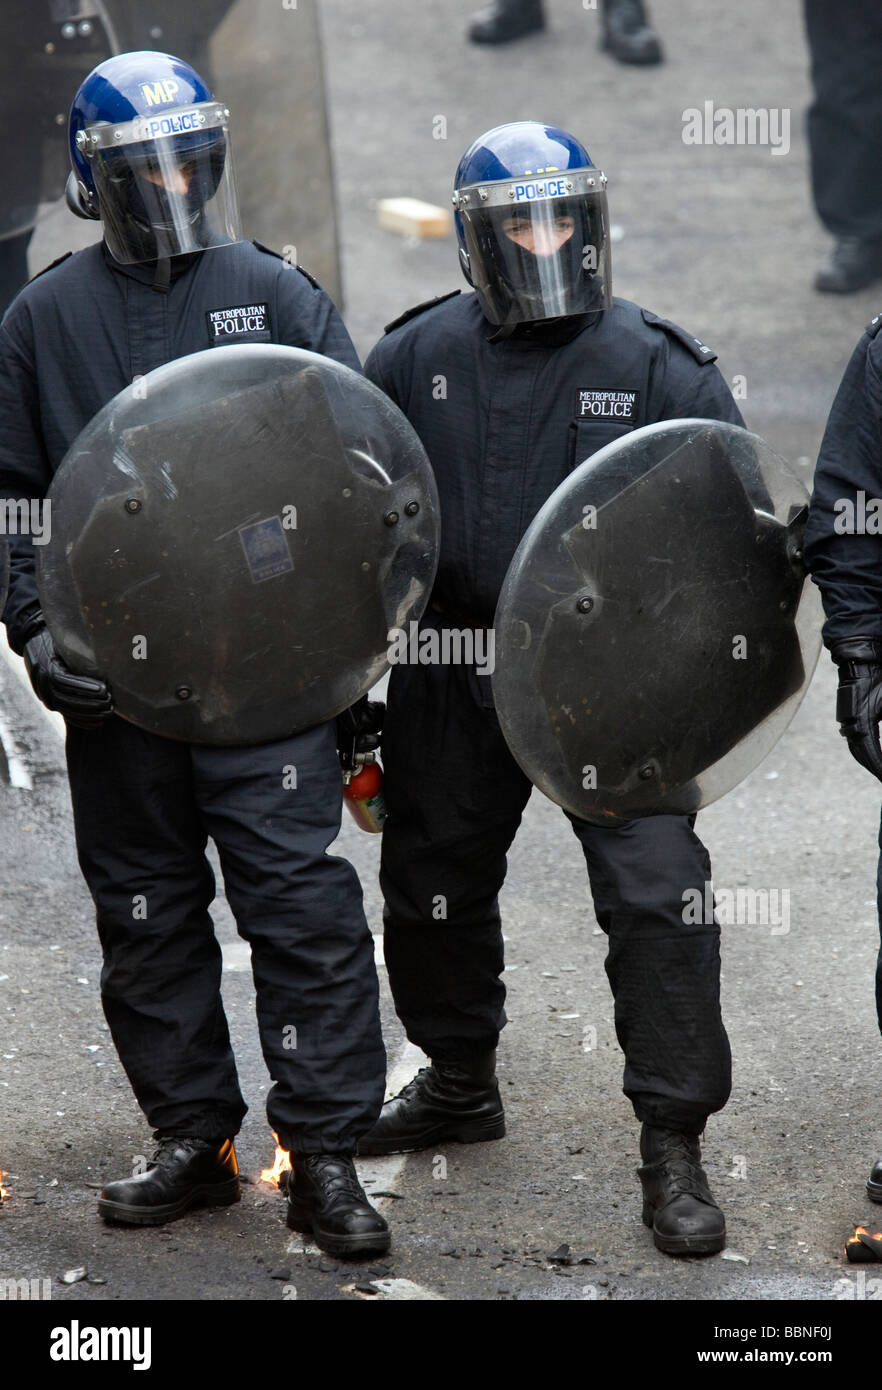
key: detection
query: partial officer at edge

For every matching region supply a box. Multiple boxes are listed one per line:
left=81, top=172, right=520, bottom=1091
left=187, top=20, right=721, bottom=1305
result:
left=804, top=308, right=882, bottom=1206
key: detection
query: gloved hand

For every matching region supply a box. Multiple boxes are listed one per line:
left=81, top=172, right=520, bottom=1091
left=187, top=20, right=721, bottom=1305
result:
left=831, top=636, right=882, bottom=782
left=24, top=619, right=114, bottom=730
left=336, top=695, right=384, bottom=773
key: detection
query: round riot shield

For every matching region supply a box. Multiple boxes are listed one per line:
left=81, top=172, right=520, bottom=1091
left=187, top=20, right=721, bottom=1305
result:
left=492, top=419, right=822, bottom=824
left=36, top=344, right=439, bottom=744
left=1, top=3, right=116, bottom=243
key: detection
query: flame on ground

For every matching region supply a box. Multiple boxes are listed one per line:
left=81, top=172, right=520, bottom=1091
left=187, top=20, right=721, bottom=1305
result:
left=260, top=1144, right=291, bottom=1186
left=0, top=1171, right=8, bottom=1201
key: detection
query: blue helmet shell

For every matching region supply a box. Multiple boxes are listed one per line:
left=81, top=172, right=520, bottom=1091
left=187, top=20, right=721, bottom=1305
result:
left=453, top=122, right=599, bottom=276
left=69, top=52, right=215, bottom=218
left=454, top=121, right=595, bottom=188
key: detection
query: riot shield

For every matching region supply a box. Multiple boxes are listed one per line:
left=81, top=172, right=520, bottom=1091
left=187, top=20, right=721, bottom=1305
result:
left=492, top=420, right=822, bottom=824
left=1, top=3, right=116, bottom=242
left=36, top=345, right=439, bottom=745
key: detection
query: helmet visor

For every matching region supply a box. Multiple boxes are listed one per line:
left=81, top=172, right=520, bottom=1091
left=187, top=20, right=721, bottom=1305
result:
left=78, top=101, right=241, bottom=263
left=455, top=171, right=611, bottom=324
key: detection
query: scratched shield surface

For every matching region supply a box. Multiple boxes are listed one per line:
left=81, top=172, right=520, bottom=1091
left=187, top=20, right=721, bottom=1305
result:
left=492, top=419, right=822, bottom=824
left=36, top=343, right=439, bottom=743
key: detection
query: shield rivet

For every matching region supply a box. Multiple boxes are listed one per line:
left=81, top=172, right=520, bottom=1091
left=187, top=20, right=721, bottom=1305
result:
left=124, top=499, right=142, bottom=514
left=576, top=596, right=594, bottom=613
left=639, top=765, right=655, bottom=780
left=175, top=686, right=192, bottom=701
left=404, top=501, right=420, bottom=516
left=383, top=510, right=400, bottom=526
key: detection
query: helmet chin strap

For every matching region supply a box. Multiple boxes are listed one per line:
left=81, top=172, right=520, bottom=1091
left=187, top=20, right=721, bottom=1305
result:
left=486, top=321, right=518, bottom=344
left=151, top=255, right=172, bottom=293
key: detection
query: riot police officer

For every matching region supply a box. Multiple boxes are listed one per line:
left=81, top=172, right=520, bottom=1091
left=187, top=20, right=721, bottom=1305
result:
left=804, top=312, right=882, bottom=1204
left=0, top=51, right=389, bottom=1256
left=357, top=122, right=744, bottom=1256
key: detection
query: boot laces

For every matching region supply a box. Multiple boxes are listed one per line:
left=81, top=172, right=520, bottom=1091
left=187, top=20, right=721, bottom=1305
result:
left=611, top=0, right=650, bottom=29
left=652, top=1135, right=708, bottom=1200
left=390, top=1066, right=438, bottom=1106
left=306, top=1155, right=368, bottom=1208
left=152, top=1136, right=212, bottom=1168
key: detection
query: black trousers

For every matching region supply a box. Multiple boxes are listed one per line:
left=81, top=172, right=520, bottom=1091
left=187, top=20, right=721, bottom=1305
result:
left=379, top=660, right=731, bottom=1134
left=804, top=0, right=882, bottom=241
left=873, top=811, right=882, bottom=1038
left=65, top=716, right=385, bottom=1153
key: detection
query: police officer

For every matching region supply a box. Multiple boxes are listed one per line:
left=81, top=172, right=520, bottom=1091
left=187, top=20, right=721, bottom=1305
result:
left=357, top=123, right=744, bottom=1256
left=804, top=311, right=882, bottom=1205
left=0, top=51, right=389, bottom=1256
left=468, top=0, right=662, bottom=65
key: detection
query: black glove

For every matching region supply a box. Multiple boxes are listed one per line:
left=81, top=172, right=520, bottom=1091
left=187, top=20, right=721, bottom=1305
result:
left=831, top=636, right=882, bottom=782
left=336, top=695, right=384, bottom=773
left=23, top=620, right=114, bottom=730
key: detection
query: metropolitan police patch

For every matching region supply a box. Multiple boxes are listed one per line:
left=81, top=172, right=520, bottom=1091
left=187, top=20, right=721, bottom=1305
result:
left=574, top=388, right=640, bottom=421
left=238, top=516, right=294, bottom=583
left=207, top=303, right=272, bottom=345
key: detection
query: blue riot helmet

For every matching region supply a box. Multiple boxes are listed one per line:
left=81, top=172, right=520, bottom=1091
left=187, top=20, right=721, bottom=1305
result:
left=452, top=122, right=611, bottom=325
left=67, top=51, right=241, bottom=264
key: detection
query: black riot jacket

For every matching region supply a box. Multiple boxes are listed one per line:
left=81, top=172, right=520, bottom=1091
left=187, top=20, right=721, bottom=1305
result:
left=804, top=315, right=882, bottom=647
left=365, top=290, right=745, bottom=625
left=0, top=239, right=360, bottom=653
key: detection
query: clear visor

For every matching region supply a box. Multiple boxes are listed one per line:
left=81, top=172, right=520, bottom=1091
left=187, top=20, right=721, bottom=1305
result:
left=455, top=172, right=611, bottom=324
left=78, top=101, right=241, bottom=264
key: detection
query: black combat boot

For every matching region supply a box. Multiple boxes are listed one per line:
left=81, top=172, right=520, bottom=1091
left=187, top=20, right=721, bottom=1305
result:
left=868, top=1155, right=882, bottom=1203
left=468, top=0, right=545, bottom=45
left=356, top=1052, right=505, bottom=1156
left=814, top=237, right=882, bottom=294
left=601, top=0, right=662, bottom=65
left=98, top=1136, right=240, bottom=1226
left=285, top=1154, right=390, bottom=1256
left=637, top=1125, right=726, bottom=1255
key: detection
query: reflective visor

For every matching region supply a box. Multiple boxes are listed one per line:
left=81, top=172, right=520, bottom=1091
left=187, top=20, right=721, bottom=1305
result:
left=454, top=168, right=611, bottom=324
left=77, top=102, right=240, bottom=263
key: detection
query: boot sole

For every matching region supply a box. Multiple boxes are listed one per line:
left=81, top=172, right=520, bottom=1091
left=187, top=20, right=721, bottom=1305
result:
left=98, top=1176, right=241, bottom=1227
left=356, top=1114, right=506, bottom=1157
left=286, top=1202, right=391, bottom=1256
left=868, top=1179, right=882, bottom=1204
left=642, top=1203, right=726, bottom=1256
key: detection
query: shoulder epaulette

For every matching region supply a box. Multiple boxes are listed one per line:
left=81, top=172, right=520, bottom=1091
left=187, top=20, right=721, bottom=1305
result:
left=28, top=252, right=73, bottom=285
left=641, top=307, right=718, bottom=364
left=252, top=240, right=321, bottom=289
left=866, top=312, right=882, bottom=339
left=384, top=290, right=461, bottom=335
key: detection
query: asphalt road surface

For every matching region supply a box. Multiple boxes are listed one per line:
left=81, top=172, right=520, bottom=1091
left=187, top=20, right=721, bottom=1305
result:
left=2, top=0, right=881, bottom=1319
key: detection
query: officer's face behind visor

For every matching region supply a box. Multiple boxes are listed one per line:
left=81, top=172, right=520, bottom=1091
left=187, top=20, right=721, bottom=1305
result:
left=84, top=103, right=241, bottom=264
left=460, top=190, right=612, bottom=325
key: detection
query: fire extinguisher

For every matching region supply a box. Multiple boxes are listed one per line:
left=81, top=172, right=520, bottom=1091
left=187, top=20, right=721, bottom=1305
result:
left=343, top=751, right=387, bottom=833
